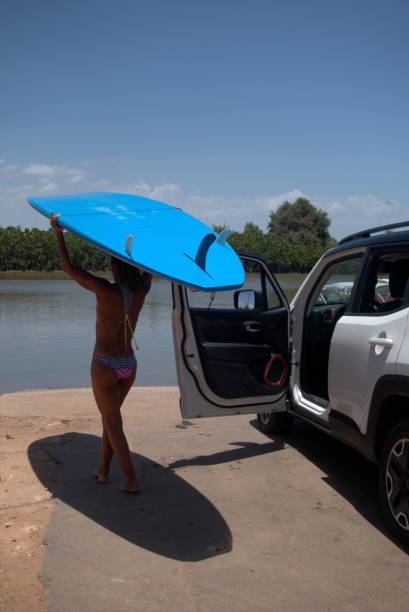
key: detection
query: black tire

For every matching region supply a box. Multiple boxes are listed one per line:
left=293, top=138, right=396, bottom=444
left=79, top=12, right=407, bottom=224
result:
left=256, top=411, right=294, bottom=434
left=379, top=418, right=409, bottom=546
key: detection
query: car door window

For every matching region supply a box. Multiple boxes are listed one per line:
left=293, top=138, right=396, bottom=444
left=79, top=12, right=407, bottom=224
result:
left=187, top=259, right=282, bottom=310
left=314, top=257, right=364, bottom=307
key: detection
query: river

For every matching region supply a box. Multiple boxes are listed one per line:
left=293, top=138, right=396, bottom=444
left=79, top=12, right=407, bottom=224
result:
left=0, top=275, right=305, bottom=393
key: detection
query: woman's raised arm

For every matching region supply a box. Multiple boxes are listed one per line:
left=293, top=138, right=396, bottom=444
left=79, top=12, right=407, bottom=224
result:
left=51, top=214, right=109, bottom=294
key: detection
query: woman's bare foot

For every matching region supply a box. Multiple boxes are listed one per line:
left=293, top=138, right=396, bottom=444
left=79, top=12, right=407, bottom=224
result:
left=93, top=469, right=109, bottom=483
left=118, top=479, right=141, bottom=494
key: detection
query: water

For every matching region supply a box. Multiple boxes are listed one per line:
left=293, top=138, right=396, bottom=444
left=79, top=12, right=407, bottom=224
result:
left=0, top=275, right=304, bottom=393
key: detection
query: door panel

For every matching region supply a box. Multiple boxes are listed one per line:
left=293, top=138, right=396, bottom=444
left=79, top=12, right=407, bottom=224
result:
left=172, top=255, right=290, bottom=419
left=191, top=306, right=289, bottom=398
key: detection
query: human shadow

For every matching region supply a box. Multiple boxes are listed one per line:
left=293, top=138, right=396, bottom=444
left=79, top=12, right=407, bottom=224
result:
left=169, top=440, right=284, bottom=469
left=28, top=432, right=233, bottom=562
left=250, top=419, right=409, bottom=553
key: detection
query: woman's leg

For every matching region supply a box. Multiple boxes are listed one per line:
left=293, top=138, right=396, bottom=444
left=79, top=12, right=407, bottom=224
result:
left=96, top=426, right=113, bottom=481
left=116, top=367, right=137, bottom=491
left=93, top=364, right=137, bottom=482
left=118, top=363, right=137, bottom=406
left=91, top=361, right=140, bottom=491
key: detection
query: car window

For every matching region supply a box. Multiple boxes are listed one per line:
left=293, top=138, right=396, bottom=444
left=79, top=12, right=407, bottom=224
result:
left=186, top=259, right=282, bottom=310
left=314, top=257, right=364, bottom=307
left=359, top=254, right=409, bottom=315
left=266, top=275, right=281, bottom=309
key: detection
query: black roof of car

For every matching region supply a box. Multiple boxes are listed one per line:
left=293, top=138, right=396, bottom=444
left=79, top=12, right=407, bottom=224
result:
left=326, top=221, right=409, bottom=257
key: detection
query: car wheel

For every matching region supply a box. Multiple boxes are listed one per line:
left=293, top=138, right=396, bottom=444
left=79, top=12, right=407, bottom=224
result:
left=256, top=411, right=294, bottom=434
left=379, top=419, right=409, bottom=546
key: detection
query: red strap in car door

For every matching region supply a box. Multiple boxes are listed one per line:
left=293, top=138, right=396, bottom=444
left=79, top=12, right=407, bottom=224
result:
left=263, top=354, right=288, bottom=388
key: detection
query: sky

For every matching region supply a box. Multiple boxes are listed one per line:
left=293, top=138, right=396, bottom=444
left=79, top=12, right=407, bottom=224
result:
left=1, top=0, right=408, bottom=238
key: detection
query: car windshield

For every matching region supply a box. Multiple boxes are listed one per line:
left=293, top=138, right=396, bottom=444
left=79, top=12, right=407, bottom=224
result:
left=317, top=282, right=353, bottom=305
left=317, top=278, right=390, bottom=306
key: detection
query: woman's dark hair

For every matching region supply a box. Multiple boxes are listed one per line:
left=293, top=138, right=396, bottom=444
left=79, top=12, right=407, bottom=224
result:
left=111, top=257, right=144, bottom=292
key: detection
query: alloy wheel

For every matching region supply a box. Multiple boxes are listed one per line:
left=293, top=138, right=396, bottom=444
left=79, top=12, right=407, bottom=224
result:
left=259, top=413, right=272, bottom=425
left=386, top=437, right=409, bottom=532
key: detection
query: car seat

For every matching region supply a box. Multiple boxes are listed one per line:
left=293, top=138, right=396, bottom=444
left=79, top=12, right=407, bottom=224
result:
left=378, top=261, right=409, bottom=313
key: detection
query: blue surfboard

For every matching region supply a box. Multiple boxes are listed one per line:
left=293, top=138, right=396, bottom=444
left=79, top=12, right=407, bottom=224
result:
left=27, top=192, right=244, bottom=291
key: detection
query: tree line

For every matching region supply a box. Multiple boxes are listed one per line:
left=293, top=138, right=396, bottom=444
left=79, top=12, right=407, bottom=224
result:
left=0, top=226, right=110, bottom=272
left=217, top=197, right=335, bottom=272
left=0, top=198, right=335, bottom=274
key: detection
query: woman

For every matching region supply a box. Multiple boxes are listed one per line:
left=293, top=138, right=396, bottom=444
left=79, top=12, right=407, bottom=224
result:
left=51, top=214, right=152, bottom=493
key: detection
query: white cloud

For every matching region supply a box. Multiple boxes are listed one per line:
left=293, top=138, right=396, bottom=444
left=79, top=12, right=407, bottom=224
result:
left=38, top=182, right=58, bottom=194
left=67, top=173, right=85, bottom=184
left=94, top=179, right=110, bottom=188
left=1, top=164, right=19, bottom=173
left=1, top=158, right=407, bottom=240
left=23, top=163, right=56, bottom=177
left=180, top=189, right=304, bottom=231
left=134, top=180, right=183, bottom=205
left=313, top=193, right=408, bottom=239
left=22, top=163, right=85, bottom=184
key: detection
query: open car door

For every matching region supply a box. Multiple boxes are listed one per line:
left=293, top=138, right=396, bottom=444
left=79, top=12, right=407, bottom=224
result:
left=172, top=254, right=290, bottom=419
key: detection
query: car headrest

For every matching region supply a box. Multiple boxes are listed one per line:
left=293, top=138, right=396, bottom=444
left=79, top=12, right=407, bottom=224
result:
left=389, top=261, right=409, bottom=298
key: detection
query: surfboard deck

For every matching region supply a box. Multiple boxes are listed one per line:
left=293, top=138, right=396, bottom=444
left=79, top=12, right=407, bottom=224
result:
left=27, top=192, right=244, bottom=291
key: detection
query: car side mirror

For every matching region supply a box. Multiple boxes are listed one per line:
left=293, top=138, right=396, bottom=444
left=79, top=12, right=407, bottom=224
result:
left=234, top=290, right=256, bottom=311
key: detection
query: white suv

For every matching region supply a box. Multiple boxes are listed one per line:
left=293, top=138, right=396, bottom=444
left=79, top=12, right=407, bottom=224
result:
left=172, top=221, right=409, bottom=546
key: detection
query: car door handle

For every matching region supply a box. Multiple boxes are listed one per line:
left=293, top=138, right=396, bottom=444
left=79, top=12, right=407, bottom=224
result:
left=369, top=337, right=394, bottom=348
left=244, top=321, right=262, bottom=333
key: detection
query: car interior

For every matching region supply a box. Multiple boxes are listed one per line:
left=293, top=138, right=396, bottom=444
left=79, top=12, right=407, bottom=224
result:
left=185, top=260, right=290, bottom=399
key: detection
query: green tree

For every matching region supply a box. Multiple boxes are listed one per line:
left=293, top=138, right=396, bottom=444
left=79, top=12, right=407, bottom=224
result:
left=212, top=224, right=228, bottom=234
left=268, top=197, right=331, bottom=246
left=229, top=223, right=269, bottom=258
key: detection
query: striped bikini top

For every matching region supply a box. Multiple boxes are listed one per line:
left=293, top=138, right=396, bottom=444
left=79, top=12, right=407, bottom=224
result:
left=96, top=282, right=137, bottom=350
left=119, top=282, right=136, bottom=350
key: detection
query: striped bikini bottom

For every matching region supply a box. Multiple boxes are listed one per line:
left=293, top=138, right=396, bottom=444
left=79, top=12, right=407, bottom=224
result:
left=94, top=354, right=137, bottom=380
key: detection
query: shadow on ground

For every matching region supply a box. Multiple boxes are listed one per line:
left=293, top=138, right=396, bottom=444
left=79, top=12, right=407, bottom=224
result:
left=169, top=440, right=284, bottom=469
left=28, top=433, right=283, bottom=561
left=250, top=418, right=409, bottom=553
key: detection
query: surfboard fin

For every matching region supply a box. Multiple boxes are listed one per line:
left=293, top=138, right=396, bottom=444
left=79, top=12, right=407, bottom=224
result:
left=184, top=233, right=216, bottom=277
left=125, top=235, right=134, bottom=257
left=215, top=229, right=232, bottom=246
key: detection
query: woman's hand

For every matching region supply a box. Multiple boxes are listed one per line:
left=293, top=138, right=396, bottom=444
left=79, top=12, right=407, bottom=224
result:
left=50, top=213, right=63, bottom=233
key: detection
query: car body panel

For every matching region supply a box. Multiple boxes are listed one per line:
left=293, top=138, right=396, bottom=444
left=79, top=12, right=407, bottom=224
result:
left=328, top=308, right=409, bottom=432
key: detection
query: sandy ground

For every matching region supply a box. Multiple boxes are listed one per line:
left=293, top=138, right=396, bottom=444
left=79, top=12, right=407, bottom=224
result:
left=1, top=387, right=164, bottom=611
left=0, top=388, right=102, bottom=612
left=1, top=387, right=409, bottom=612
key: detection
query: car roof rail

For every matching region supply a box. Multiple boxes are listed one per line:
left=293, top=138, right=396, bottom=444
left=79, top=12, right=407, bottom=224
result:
left=339, top=221, right=409, bottom=245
